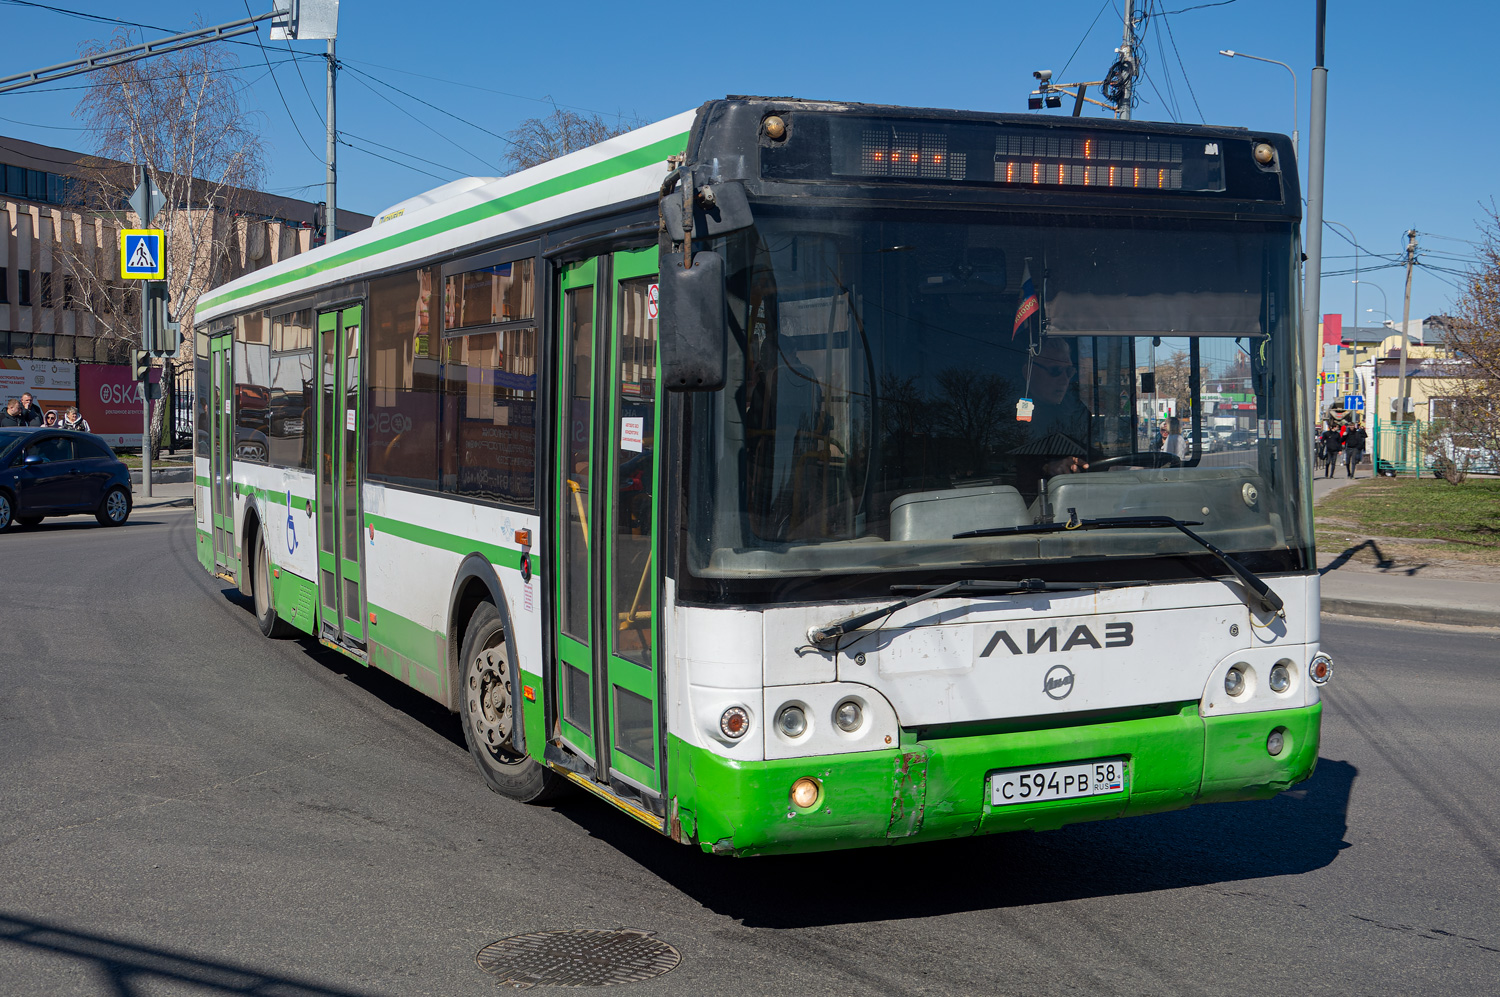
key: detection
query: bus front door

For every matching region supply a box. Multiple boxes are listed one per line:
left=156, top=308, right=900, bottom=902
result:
left=315, top=305, right=367, bottom=648
left=553, top=249, right=664, bottom=800
left=209, top=333, right=234, bottom=574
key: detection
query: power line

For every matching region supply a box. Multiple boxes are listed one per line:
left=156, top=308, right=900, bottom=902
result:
left=1158, top=8, right=1205, bottom=122
left=340, top=64, right=516, bottom=148
left=1158, top=0, right=1239, bottom=12
left=341, top=129, right=463, bottom=178
left=1057, top=0, right=1113, bottom=80
left=339, top=69, right=494, bottom=173
left=239, top=1, right=323, bottom=165
left=339, top=136, right=449, bottom=183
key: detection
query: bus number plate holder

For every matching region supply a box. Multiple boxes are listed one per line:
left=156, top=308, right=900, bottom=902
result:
left=989, top=758, right=1127, bottom=807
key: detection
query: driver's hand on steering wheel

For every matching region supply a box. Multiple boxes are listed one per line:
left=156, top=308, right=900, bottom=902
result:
left=1043, top=456, right=1089, bottom=476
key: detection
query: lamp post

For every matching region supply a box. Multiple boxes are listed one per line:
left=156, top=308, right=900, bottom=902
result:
left=1219, top=49, right=1298, bottom=161
left=1353, top=282, right=1390, bottom=327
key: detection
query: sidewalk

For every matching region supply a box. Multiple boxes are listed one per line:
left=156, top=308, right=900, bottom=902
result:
left=132, top=479, right=194, bottom=511
left=1315, top=471, right=1500, bottom=628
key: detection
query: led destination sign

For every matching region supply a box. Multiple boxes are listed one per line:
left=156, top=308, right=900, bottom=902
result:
left=761, top=114, right=1275, bottom=198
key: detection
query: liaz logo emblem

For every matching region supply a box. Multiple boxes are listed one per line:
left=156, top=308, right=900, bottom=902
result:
left=979, top=621, right=1133, bottom=657
left=1044, top=664, right=1075, bottom=700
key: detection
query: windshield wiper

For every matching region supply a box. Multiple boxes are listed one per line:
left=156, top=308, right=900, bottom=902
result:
left=954, top=514, right=1285, bottom=618
left=807, top=578, right=1094, bottom=646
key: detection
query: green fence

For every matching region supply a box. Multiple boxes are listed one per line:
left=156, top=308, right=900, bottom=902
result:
left=1371, top=417, right=1425, bottom=476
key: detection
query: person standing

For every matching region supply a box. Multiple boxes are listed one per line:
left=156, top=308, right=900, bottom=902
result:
left=58, top=406, right=91, bottom=432
left=1320, top=424, right=1343, bottom=478
left=1154, top=417, right=1186, bottom=459
left=1, top=399, right=23, bottom=426
left=17, top=391, right=43, bottom=427
left=1344, top=421, right=1368, bottom=478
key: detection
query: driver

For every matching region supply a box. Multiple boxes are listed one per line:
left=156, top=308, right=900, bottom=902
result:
left=1010, top=337, right=1098, bottom=485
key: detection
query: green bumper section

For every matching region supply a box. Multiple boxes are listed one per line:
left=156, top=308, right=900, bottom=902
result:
left=668, top=701, right=1321, bottom=857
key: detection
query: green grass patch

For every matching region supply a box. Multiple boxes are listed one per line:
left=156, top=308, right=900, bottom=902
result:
left=1316, top=477, right=1500, bottom=547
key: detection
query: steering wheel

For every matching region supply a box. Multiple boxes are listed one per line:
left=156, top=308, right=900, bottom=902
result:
left=1088, top=451, right=1183, bottom=471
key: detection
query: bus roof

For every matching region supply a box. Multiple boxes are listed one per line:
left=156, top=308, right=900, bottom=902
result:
left=195, top=108, right=697, bottom=324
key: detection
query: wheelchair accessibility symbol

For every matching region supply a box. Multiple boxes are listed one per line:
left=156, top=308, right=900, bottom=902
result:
left=286, top=490, right=299, bottom=554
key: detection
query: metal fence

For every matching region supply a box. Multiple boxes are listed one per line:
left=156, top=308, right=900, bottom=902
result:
left=1371, top=417, right=1425, bottom=477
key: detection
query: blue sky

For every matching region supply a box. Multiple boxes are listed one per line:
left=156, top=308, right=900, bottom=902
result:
left=2, top=0, right=1494, bottom=326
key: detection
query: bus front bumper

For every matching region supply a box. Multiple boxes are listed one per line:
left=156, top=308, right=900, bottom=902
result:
left=668, top=701, right=1321, bottom=857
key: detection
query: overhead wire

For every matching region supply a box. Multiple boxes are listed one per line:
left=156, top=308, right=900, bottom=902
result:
left=237, top=0, right=323, bottom=165
left=338, top=136, right=449, bottom=183
left=339, top=69, right=495, bottom=173
left=339, top=64, right=516, bottom=148
left=1158, top=7, right=1206, bottom=122
left=1057, top=0, right=1113, bottom=80
left=340, top=129, right=464, bottom=178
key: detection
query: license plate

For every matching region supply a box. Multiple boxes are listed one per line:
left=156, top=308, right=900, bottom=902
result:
left=989, top=758, right=1127, bottom=807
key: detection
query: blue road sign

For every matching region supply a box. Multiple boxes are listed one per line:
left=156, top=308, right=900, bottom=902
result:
left=1343, top=395, right=1365, bottom=410
left=120, top=229, right=164, bottom=279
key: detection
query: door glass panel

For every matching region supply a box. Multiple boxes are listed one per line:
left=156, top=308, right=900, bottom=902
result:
left=341, top=319, right=361, bottom=558
left=561, top=286, right=594, bottom=643
left=612, top=685, right=655, bottom=766
left=563, top=663, right=592, bottom=734
left=611, top=277, right=657, bottom=665
left=318, top=321, right=337, bottom=557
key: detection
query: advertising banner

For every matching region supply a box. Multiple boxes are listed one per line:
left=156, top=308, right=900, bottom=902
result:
left=79, top=363, right=160, bottom=446
left=0, top=358, right=76, bottom=422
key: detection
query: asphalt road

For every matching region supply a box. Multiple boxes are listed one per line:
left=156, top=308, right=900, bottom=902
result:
left=2, top=506, right=1498, bottom=996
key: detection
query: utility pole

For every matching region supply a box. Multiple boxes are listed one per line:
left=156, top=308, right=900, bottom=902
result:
left=1118, top=0, right=1135, bottom=120
left=1301, top=0, right=1329, bottom=439
left=325, top=37, right=337, bottom=243
left=1397, top=228, right=1418, bottom=422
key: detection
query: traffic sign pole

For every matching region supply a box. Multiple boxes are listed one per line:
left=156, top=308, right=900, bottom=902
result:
left=129, top=167, right=166, bottom=498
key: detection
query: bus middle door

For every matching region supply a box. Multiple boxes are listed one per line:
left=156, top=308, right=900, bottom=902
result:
left=552, top=248, right=664, bottom=802
left=315, top=304, right=367, bottom=648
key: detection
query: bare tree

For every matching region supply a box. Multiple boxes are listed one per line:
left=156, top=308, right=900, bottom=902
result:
left=503, top=101, right=640, bottom=173
left=1434, top=201, right=1500, bottom=480
left=57, top=27, right=263, bottom=454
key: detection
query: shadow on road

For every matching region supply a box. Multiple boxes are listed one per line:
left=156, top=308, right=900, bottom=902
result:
left=549, top=759, right=1358, bottom=929
left=0, top=913, right=381, bottom=997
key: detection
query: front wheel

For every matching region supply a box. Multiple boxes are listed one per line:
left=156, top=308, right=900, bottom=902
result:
left=458, top=602, right=566, bottom=803
left=0, top=491, right=13, bottom=531
left=95, top=486, right=131, bottom=527
left=253, top=533, right=296, bottom=638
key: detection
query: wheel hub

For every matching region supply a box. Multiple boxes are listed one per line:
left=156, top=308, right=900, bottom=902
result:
left=468, top=645, right=514, bottom=754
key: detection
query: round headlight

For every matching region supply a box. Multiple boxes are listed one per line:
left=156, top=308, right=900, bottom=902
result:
left=776, top=705, right=808, bottom=738
left=719, top=706, right=749, bottom=739
left=1253, top=142, right=1276, bottom=164
left=1268, top=663, right=1291, bottom=693
left=1309, top=652, right=1333, bottom=685
left=1225, top=667, right=1246, bottom=697
left=834, top=700, right=863, bottom=733
left=1267, top=728, right=1286, bottom=756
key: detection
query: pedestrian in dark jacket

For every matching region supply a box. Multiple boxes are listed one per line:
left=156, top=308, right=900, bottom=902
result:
left=18, top=391, right=43, bottom=426
left=1, top=399, right=24, bottom=426
left=1344, top=423, right=1368, bottom=478
left=1320, top=426, right=1343, bottom=478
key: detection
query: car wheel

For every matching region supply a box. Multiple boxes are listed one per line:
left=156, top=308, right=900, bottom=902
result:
left=95, top=486, right=131, bottom=527
left=253, top=532, right=296, bottom=638
left=458, top=602, right=566, bottom=803
left=16, top=516, right=43, bottom=528
left=0, top=491, right=13, bottom=531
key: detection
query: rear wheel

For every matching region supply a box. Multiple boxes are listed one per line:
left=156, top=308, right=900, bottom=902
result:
left=0, top=492, right=13, bottom=531
left=16, top=516, right=43, bottom=528
left=458, top=602, right=566, bottom=803
left=95, top=486, right=131, bottom=527
left=252, top=532, right=296, bottom=638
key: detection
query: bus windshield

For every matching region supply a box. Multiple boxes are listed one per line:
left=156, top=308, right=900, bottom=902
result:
left=681, top=204, right=1310, bottom=599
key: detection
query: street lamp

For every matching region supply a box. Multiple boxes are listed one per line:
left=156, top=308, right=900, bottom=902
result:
left=1219, top=49, right=1298, bottom=160
left=1353, top=281, right=1389, bottom=327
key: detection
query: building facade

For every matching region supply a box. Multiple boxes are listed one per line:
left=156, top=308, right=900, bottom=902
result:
left=1, top=134, right=371, bottom=364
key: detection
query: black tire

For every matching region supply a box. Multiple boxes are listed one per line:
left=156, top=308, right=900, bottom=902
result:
left=0, top=491, right=13, bottom=531
left=16, top=516, right=43, bottom=528
left=458, top=602, right=566, bottom=803
left=252, top=531, right=296, bottom=638
left=95, top=486, right=131, bottom=527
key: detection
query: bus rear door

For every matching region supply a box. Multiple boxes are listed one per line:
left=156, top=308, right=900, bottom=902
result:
left=209, top=332, right=235, bottom=575
left=315, top=304, right=367, bottom=648
left=552, top=248, right=664, bottom=800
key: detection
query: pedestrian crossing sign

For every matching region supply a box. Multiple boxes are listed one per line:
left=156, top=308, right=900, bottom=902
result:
left=120, top=229, right=165, bottom=279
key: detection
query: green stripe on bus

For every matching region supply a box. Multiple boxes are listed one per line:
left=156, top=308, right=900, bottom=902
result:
left=365, top=512, right=540, bottom=575
left=198, top=132, right=690, bottom=313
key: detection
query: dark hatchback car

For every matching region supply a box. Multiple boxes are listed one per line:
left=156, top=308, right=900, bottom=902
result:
left=0, top=428, right=133, bottom=531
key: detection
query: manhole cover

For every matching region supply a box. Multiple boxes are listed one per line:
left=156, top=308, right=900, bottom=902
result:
left=476, top=929, right=680, bottom=989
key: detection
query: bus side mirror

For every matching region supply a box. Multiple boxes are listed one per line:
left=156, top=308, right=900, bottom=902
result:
left=661, top=250, right=727, bottom=392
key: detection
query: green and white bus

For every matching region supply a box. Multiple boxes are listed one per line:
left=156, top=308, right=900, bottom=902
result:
left=193, top=97, right=1332, bottom=856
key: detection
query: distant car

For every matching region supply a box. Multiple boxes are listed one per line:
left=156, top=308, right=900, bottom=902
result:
left=0, top=428, right=133, bottom=530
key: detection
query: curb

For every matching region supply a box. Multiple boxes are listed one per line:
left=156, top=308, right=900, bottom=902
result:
left=1322, top=598, right=1500, bottom=629
left=129, top=466, right=193, bottom=484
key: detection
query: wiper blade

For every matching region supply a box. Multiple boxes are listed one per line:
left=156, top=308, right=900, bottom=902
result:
left=956, top=514, right=1284, bottom=617
left=807, top=578, right=1062, bottom=646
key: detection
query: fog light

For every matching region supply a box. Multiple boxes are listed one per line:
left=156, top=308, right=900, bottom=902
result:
left=719, top=706, right=749, bottom=739
left=790, top=777, right=820, bottom=809
left=1268, top=663, right=1291, bottom=693
left=834, top=700, right=863, bottom=732
left=1224, top=667, right=1246, bottom=697
left=776, top=705, right=807, bottom=738
left=1309, top=652, right=1333, bottom=685
left=1267, top=728, right=1286, bottom=756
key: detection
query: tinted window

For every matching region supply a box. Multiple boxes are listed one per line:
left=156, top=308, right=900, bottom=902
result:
left=440, top=328, right=538, bottom=505
left=24, top=436, right=74, bottom=462
left=269, top=310, right=315, bottom=470
left=234, top=311, right=270, bottom=464
left=72, top=437, right=110, bottom=459
left=444, top=258, right=534, bottom=331
left=366, top=269, right=441, bottom=489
